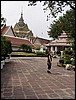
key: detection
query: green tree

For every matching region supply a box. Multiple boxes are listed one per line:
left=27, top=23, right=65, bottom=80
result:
left=20, top=44, right=27, bottom=51
left=47, top=9, right=75, bottom=57
left=1, top=36, right=7, bottom=56
left=1, top=15, right=12, bottom=56
left=48, top=10, right=75, bottom=56
left=47, top=9, right=75, bottom=39
left=1, top=37, right=12, bottom=56
left=6, top=40, right=12, bottom=54
left=20, top=44, right=32, bottom=52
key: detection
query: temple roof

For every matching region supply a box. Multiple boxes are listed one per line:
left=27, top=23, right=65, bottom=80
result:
left=33, top=36, right=50, bottom=45
left=14, top=12, right=29, bottom=31
left=45, top=31, right=72, bottom=47
left=14, top=10, right=34, bottom=38
left=58, top=31, right=69, bottom=38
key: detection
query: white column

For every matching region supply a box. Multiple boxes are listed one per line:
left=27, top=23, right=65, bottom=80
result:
left=55, top=46, right=57, bottom=51
left=61, top=51, right=63, bottom=58
left=51, top=46, right=53, bottom=51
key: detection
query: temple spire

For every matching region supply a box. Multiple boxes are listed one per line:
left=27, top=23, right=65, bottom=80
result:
left=19, top=7, right=24, bottom=22
left=21, top=6, right=23, bottom=16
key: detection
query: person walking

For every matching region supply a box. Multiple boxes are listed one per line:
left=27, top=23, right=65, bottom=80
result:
left=47, top=48, right=52, bottom=73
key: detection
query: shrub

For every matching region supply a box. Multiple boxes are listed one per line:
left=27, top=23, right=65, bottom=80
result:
left=6, top=40, right=12, bottom=54
left=1, top=36, right=12, bottom=56
left=64, top=60, right=72, bottom=64
left=71, top=60, right=75, bottom=65
left=20, top=44, right=32, bottom=53
left=35, top=47, right=40, bottom=50
left=59, top=59, right=64, bottom=64
left=1, top=36, right=6, bottom=55
left=64, top=54, right=70, bottom=58
left=45, top=49, right=48, bottom=54
left=56, top=50, right=61, bottom=55
left=63, top=49, right=73, bottom=55
left=36, top=51, right=46, bottom=56
left=64, top=57, right=70, bottom=60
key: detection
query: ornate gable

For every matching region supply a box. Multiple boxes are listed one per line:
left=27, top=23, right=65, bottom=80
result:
left=1, top=25, right=16, bottom=37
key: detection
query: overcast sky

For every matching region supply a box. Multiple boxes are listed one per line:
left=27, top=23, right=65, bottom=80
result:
left=1, top=1, right=70, bottom=40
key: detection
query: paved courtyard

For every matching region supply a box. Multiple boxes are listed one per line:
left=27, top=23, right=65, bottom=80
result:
left=1, top=57, right=75, bottom=99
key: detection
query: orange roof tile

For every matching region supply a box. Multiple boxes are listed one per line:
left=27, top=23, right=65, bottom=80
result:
left=1, top=25, right=16, bottom=36
left=1, top=26, right=8, bottom=35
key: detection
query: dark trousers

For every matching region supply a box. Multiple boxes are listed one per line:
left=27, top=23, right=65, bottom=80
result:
left=47, top=62, right=51, bottom=70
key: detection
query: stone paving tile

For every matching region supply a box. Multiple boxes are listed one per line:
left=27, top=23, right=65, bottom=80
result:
left=65, top=88, right=75, bottom=96
left=26, top=94, right=38, bottom=99
left=46, top=92, right=61, bottom=99
left=61, top=96, right=74, bottom=99
left=43, top=89, right=55, bottom=94
left=1, top=57, right=75, bottom=99
left=13, top=94, right=26, bottom=99
left=37, top=94, right=50, bottom=99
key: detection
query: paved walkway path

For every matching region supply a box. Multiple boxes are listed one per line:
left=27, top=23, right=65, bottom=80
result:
left=1, top=57, right=75, bottom=99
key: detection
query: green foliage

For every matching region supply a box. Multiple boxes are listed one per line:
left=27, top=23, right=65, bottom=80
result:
left=63, top=48, right=73, bottom=59
left=61, top=48, right=73, bottom=64
left=71, top=60, right=75, bottom=65
left=59, top=57, right=72, bottom=64
left=59, top=55, right=73, bottom=65
left=59, top=58, right=64, bottom=64
left=45, top=49, right=48, bottom=54
left=20, top=44, right=32, bottom=53
left=48, top=9, right=75, bottom=58
left=63, top=50, right=72, bottom=55
left=11, top=52, right=37, bottom=57
left=1, top=15, right=12, bottom=60
left=64, top=57, right=70, bottom=60
left=1, top=36, right=12, bottom=61
left=48, top=9, right=75, bottom=39
left=11, top=51, right=47, bottom=57
left=35, top=47, right=40, bottom=50
left=56, top=50, right=61, bottom=55
left=1, top=36, right=12, bottom=56
left=1, top=36, right=7, bottom=55
left=6, top=40, right=12, bottom=54
left=48, top=22, right=62, bottom=38
left=64, top=60, right=72, bottom=64
left=36, top=51, right=47, bottom=57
